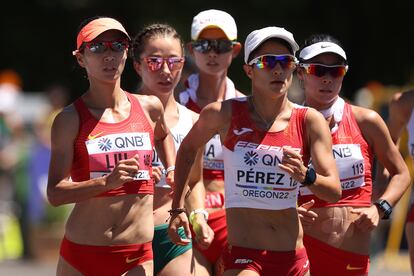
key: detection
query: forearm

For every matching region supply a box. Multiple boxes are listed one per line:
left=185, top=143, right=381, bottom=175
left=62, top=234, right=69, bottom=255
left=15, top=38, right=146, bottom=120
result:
left=307, top=174, right=341, bottom=203
left=379, top=168, right=411, bottom=206
left=172, top=146, right=198, bottom=209
left=185, top=180, right=206, bottom=211
left=47, top=177, right=108, bottom=206
left=154, top=133, right=176, bottom=169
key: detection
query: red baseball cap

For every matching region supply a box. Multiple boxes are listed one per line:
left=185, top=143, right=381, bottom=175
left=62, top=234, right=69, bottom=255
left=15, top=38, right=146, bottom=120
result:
left=74, top=17, right=130, bottom=53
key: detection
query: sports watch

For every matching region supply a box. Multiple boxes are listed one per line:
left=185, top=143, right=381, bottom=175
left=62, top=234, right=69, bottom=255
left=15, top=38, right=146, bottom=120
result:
left=374, top=199, right=392, bottom=219
left=301, top=167, right=316, bottom=186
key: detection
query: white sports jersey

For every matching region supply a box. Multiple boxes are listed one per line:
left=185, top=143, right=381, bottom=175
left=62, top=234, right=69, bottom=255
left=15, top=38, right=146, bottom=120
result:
left=153, top=104, right=194, bottom=188
left=179, top=73, right=239, bottom=180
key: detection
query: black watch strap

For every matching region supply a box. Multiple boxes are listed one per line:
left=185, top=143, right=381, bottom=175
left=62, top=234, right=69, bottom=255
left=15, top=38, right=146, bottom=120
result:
left=301, top=167, right=316, bottom=186
left=374, top=199, right=392, bottom=219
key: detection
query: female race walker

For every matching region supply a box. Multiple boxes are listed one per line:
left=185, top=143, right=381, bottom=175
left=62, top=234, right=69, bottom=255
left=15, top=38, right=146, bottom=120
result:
left=131, top=23, right=213, bottom=276
left=178, top=9, right=244, bottom=275
left=47, top=16, right=175, bottom=276
left=296, top=34, right=410, bottom=276
left=170, top=26, right=341, bottom=276
left=385, top=89, right=414, bottom=274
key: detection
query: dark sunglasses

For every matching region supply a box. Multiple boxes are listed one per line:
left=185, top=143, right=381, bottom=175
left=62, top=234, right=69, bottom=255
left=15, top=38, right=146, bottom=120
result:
left=143, top=57, right=185, bottom=71
left=192, top=39, right=236, bottom=54
left=248, top=55, right=298, bottom=70
left=300, top=63, right=348, bottom=78
left=82, top=39, right=129, bottom=54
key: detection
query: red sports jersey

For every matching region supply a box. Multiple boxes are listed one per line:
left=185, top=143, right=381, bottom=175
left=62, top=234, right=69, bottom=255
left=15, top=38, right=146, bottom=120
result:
left=71, top=92, right=154, bottom=196
left=299, top=103, right=373, bottom=207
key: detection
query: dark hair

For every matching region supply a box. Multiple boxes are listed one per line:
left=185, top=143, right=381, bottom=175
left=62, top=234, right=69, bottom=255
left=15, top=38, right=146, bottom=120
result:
left=299, top=34, right=345, bottom=62
left=247, top=37, right=294, bottom=63
left=131, top=23, right=184, bottom=62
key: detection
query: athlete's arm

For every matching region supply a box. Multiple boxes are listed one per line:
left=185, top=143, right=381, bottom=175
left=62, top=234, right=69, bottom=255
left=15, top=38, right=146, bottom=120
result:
left=168, top=101, right=231, bottom=244
left=375, top=92, right=410, bottom=198
left=47, top=106, right=138, bottom=206
left=183, top=111, right=214, bottom=247
left=140, top=95, right=176, bottom=186
left=304, top=108, right=341, bottom=202
left=352, top=106, right=410, bottom=229
left=388, top=92, right=414, bottom=144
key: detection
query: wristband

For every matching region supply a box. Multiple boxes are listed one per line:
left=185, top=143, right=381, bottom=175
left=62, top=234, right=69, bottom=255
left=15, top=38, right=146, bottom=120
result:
left=165, top=166, right=175, bottom=174
left=189, top=209, right=209, bottom=225
left=166, top=207, right=186, bottom=223
left=167, top=207, right=186, bottom=216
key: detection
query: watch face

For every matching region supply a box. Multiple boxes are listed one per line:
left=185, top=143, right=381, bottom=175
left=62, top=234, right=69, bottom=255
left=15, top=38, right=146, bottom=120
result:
left=302, top=167, right=316, bottom=185
left=309, top=168, right=316, bottom=182
left=377, top=199, right=392, bottom=219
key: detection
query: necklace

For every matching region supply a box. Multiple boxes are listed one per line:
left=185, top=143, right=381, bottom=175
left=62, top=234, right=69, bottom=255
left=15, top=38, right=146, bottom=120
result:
left=248, top=97, right=277, bottom=129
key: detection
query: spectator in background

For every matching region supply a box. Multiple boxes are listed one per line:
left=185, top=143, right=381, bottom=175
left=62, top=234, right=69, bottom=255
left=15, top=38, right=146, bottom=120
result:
left=0, top=69, right=24, bottom=261
left=29, top=83, right=70, bottom=225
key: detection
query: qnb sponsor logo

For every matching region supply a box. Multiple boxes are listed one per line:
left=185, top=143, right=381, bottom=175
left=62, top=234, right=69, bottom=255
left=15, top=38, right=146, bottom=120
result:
left=98, top=137, right=112, bottom=151
left=332, top=144, right=361, bottom=159
left=172, top=133, right=185, bottom=144
left=235, top=141, right=301, bottom=153
left=114, top=135, right=145, bottom=148
left=332, top=146, right=353, bottom=159
left=244, top=150, right=259, bottom=166
left=234, top=259, right=253, bottom=264
left=86, top=132, right=152, bottom=154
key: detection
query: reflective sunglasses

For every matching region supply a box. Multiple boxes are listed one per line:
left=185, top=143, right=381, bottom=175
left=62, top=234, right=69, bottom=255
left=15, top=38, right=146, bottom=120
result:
left=192, top=39, right=236, bottom=54
left=143, top=57, right=185, bottom=71
left=82, top=39, right=129, bottom=54
left=299, top=63, right=348, bottom=78
left=248, top=55, right=298, bottom=70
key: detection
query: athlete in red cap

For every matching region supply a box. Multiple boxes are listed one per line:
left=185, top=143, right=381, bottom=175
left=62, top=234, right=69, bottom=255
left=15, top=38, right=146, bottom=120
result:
left=47, top=16, right=176, bottom=276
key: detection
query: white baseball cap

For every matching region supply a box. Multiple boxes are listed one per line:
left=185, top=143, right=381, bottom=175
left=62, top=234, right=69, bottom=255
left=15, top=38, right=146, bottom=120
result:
left=299, top=42, right=347, bottom=61
left=191, top=9, right=237, bottom=41
left=244, top=26, right=299, bottom=63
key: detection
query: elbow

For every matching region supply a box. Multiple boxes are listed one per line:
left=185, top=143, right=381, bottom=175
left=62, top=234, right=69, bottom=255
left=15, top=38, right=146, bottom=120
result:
left=329, top=188, right=342, bottom=203
left=324, top=181, right=342, bottom=203
left=47, top=188, right=64, bottom=207
left=399, top=171, right=412, bottom=194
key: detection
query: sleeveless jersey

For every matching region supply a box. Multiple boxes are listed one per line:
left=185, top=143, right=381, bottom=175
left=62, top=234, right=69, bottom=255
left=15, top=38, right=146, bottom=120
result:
left=71, top=92, right=154, bottom=196
left=152, top=104, right=193, bottom=188
left=223, top=98, right=310, bottom=210
left=179, top=73, right=240, bottom=181
left=299, top=102, right=373, bottom=207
